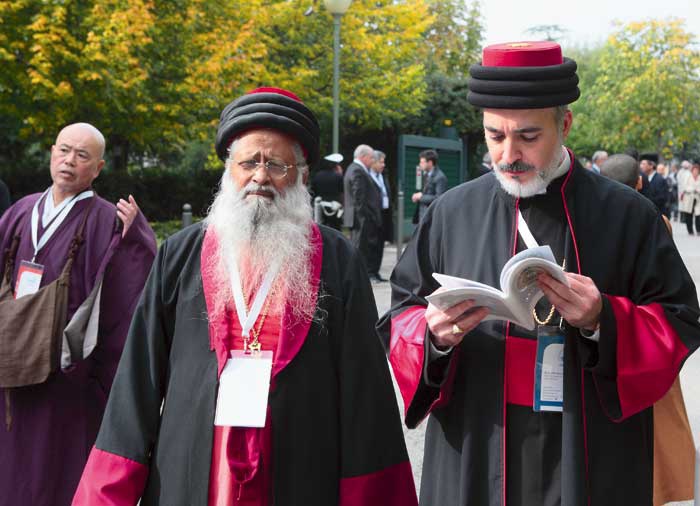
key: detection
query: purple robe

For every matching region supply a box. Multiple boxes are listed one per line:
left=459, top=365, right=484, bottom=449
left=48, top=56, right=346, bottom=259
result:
left=0, top=192, right=157, bottom=506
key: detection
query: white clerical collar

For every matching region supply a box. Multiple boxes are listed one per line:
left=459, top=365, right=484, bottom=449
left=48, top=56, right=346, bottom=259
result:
left=533, top=147, right=571, bottom=195
left=42, top=186, right=95, bottom=226
left=43, top=186, right=79, bottom=227
left=553, top=147, right=571, bottom=179
left=43, top=189, right=56, bottom=226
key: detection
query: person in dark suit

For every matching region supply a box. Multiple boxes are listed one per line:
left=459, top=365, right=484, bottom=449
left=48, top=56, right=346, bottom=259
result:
left=0, top=178, right=10, bottom=218
left=309, top=153, right=344, bottom=230
left=411, top=149, right=448, bottom=222
left=641, top=152, right=669, bottom=215
left=343, top=144, right=384, bottom=282
left=626, top=147, right=650, bottom=198
left=371, top=150, right=393, bottom=244
left=369, top=150, right=393, bottom=280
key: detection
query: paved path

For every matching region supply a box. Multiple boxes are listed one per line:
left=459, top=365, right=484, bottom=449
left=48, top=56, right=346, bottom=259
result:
left=373, top=220, right=700, bottom=504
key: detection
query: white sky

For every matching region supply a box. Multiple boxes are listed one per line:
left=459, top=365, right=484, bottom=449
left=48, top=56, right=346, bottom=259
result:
left=481, top=0, right=700, bottom=48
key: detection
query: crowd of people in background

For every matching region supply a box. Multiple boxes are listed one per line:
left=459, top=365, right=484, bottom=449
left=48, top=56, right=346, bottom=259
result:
left=1, top=52, right=699, bottom=505
left=308, top=142, right=700, bottom=287
left=583, top=151, right=700, bottom=236
left=310, top=145, right=452, bottom=283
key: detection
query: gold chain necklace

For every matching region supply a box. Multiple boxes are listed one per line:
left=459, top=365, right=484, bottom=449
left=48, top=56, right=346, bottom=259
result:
left=532, top=258, right=566, bottom=326
left=242, top=286, right=274, bottom=353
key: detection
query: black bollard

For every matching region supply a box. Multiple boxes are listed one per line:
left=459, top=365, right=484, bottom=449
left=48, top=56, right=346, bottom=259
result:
left=182, top=203, right=193, bottom=228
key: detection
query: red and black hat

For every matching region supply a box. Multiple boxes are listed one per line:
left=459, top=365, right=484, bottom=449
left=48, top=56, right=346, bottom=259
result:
left=215, top=87, right=320, bottom=167
left=467, top=41, right=580, bottom=109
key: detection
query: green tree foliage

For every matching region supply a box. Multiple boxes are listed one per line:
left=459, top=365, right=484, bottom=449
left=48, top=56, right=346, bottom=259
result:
left=526, top=24, right=568, bottom=42
left=566, top=44, right=607, bottom=156
left=257, top=0, right=432, bottom=139
left=424, top=0, right=483, bottom=78
left=0, top=0, right=269, bottom=170
left=404, top=0, right=484, bottom=138
left=582, top=19, right=700, bottom=157
left=0, top=0, right=432, bottom=172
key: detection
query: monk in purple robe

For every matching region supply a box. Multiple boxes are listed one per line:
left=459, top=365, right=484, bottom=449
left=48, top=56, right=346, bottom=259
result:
left=0, top=123, right=157, bottom=506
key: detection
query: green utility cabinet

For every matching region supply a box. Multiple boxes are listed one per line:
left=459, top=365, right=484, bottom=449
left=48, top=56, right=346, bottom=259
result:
left=397, top=135, right=466, bottom=238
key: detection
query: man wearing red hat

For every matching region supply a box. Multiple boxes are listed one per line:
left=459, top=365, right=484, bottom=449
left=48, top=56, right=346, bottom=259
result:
left=71, top=88, right=417, bottom=506
left=379, top=42, right=700, bottom=505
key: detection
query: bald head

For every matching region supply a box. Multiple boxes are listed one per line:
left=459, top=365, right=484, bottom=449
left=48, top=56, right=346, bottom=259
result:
left=600, top=154, right=639, bottom=189
left=50, top=123, right=106, bottom=203
left=56, top=123, right=106, bottom=158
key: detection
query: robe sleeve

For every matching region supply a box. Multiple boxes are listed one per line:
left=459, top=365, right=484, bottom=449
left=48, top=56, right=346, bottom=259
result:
left=337, top=243, right=418, bottom=506
left=0, top=180, right=10, bottom=217
left=376, top=212, right=459, bottom=429
left=578, top=214, right=700, bottom=421
left=0, top=207, right=14, bottom=280
left=0, top=200, right=25, bottom=281
left=90, top=211, right=157, bottom=401
left=72, top=238, right=173, bottom=505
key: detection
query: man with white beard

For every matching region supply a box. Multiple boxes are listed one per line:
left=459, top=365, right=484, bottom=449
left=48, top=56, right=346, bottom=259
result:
left=379, top=42, right=700, bottom=506
left=72, top=88, right=417, bottom=506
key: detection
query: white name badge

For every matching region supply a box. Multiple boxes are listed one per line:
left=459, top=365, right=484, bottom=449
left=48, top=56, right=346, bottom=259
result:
left=214, top=350, right=273, bottom=428
left=533, top=326, right=564, bottom=412
left=15, top=260, right=45, bottom=299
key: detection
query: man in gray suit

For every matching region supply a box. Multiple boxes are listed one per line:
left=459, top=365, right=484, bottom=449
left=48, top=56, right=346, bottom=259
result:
left=412, top=149, right=448, bottom=222
left=343, top=144, right=384, bottom=282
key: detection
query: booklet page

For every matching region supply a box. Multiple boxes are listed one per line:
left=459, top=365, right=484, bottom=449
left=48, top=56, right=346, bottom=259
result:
left=427, top=245, right=568, bottom=331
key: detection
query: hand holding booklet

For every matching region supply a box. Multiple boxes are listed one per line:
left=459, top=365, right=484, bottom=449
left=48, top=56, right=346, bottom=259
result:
left=426, top=245, right=569, bottom=331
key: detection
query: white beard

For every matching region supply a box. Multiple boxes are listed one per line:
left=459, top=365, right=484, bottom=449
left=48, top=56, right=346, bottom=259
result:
left=493, top=146, right=568, bottom=198
left=203, top=171, right=316, bottom=324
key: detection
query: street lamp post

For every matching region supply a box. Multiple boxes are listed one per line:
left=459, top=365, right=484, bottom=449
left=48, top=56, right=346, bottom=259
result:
left=323, top=0, right=352, bottom=153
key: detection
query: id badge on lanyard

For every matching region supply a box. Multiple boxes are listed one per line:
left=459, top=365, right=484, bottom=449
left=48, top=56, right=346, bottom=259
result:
left=533, top=325, right=564, bottom=412
left=214, top=350, right=274, bottom=427
left=17, top=189, right=94, bottom=299
left=213, top=257, right=280, bottom=427
left=518, top=209, right=568, bottom=413
left=15, top=260, right=45, bottom=298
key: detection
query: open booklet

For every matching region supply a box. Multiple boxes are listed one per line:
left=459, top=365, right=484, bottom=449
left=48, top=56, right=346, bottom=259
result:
left=425, top=245, right=569, bottom=331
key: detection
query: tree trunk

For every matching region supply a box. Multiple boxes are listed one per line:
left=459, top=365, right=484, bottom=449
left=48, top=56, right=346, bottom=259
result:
left=108, top=134, right=130, bottom=172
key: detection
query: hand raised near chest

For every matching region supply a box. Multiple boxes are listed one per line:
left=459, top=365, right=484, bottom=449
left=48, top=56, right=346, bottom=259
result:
left=116, top=195, right=140, bottom=238
left=537, top=272, right=602, bottom=331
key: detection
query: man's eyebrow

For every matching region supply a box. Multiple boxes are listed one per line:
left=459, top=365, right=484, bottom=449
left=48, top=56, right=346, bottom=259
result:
left=59, top=143, right=90, bottom=155
left=513, top=127, right=542, bottom=134
left=237, top=150, right=261, bottom=159
left=483, top=126, right=543, bottom=134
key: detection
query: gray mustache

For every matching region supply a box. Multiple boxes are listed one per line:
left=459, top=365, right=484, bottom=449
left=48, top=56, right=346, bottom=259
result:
left=497, top=161, right=535, bottom=173
left=243, top=184, right=276, bottom=197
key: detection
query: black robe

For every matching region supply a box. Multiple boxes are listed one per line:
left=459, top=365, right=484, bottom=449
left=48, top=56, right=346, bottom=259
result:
left=72, top=222, right=417, bottom=506
left=378, top=156, right=700, bottom=506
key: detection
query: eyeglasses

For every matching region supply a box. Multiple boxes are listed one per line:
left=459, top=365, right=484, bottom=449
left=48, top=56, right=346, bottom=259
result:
left=236, top=159, right=293, bottom=179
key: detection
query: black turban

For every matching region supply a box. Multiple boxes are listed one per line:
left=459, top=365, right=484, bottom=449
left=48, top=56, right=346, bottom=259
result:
left=467, top=41, right=580, bottom=109
left=215, top=88, right=320, bottom=168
